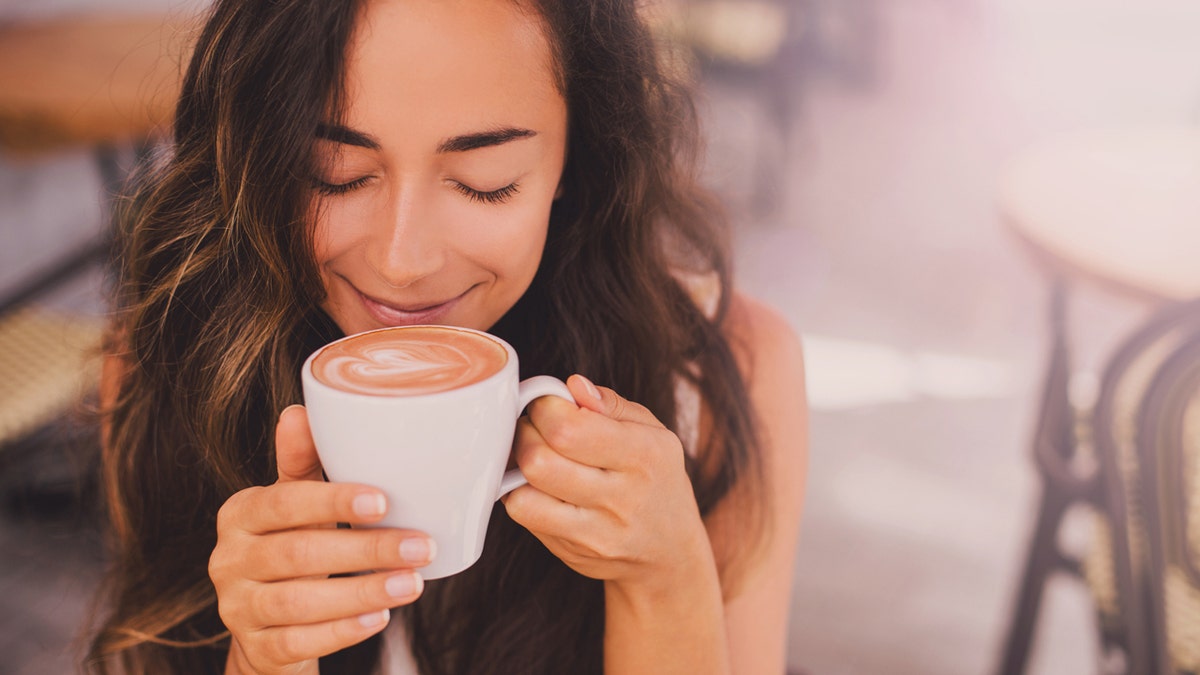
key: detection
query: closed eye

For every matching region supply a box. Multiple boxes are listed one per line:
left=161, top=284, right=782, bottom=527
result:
left=453, top=181, right=520, bottom=205
left=313, top=176, right=372, bottom=196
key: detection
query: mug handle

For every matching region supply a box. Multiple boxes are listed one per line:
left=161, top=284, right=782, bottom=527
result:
left=497, top=375, right=576, bottom=498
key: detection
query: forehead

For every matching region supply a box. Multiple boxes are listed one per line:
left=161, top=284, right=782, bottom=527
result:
left=343, top=0, right=563, bottom=140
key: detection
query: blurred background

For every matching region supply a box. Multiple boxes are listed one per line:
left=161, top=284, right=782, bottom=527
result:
left=3, top=0, right=1200, bottom=673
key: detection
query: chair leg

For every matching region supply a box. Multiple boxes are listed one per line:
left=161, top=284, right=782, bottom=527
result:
left=996, top=483, right=1072, bottom=675
left=997, top=279, right=1078, bottom=675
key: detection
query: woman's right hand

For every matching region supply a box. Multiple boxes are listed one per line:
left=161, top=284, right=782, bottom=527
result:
left=209, top=405, right=436, bottom=675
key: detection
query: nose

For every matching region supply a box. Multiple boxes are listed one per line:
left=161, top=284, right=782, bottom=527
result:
left=365, top=185, right=446, bottom=289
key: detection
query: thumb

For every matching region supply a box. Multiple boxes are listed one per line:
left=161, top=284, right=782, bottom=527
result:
left=275, top=404, right=325, bottom=483
left=566, top=374, right=661, bottom=427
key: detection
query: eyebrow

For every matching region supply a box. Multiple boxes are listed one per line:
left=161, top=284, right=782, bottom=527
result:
left=316, top=124, right=380, bottom=150
left=437, top=127, right=536, bottom=153
left=315, top=124, right=537, bottom=153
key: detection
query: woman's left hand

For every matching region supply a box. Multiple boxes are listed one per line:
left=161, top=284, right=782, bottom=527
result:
left=503, top=374, right=713, bottom=594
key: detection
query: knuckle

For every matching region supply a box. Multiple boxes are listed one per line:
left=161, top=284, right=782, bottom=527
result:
left=359, top=576, right=382, bottom=608
left=515, top=417, right=539, bottom=446
left=527, top=397, right=553, bottom=417
left=660, top=427, right=685, bottom=453
left=540, top=416, right=575, bottom=450
left=529, top=405, right=569, bottom=446
left=520, top=445, right=551, bottom=483
left=217, top=487, right=253, bottom=531
left=273, top=629, right=306, bottom=665
left=215, top=600, right=235, bottom=631
left=503, top=488, right=528, bottom=520
left=513, top=426, right=536, bottom=459
left=213, top=585, right=242, bottom=627
left=609, top=395, right=629, bottom=421
left=208, top=538, right=249, bottom=586
left=207, top=547, right=228, bottom=584
left=370, top=532, right=400, bottom=567
left=646, top=430, right=684, bottom=467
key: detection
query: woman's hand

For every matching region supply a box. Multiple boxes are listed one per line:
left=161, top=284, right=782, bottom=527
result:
left=503, top=375, right=715, bottom=597
left=209, top=406, right=436, bottom=675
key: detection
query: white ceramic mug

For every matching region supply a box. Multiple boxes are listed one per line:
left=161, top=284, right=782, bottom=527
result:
left=301, top=325, right=574, bottom=579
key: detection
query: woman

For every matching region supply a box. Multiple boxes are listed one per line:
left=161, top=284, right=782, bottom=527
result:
left=87, top=0, right=807, bottom=673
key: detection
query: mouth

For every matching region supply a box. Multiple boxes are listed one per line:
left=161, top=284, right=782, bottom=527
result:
left=352, top=284, right=474, bottom=327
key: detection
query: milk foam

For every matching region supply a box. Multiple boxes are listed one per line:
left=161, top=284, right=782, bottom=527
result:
left=312, top=327, right=508, bottom=396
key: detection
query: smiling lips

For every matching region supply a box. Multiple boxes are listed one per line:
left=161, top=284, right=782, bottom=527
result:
left=355, top=286, right=470, bottom=326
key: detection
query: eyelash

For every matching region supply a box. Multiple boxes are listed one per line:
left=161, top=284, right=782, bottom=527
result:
left=313, top=176, right=371, bottom=196
left=314, top=177, right=520, bottom=205
left=452, top=181, right=520, bottom=205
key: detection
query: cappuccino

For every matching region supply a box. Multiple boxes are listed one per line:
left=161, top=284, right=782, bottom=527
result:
left=311, top=325, right=508, bottom=396
left=302, top=324, right=575, bottom=578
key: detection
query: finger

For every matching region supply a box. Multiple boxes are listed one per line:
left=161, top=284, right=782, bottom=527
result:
left=523, top=399, right=628, bottom=470
left=252, top=569, right=424, bottom=627
left=276, top=405, right=324, bottom=483
left=253, top=608, right=392, bottom=667
left=222, top=481, right=390, bottom=534
left=502, top=483, right=589, bottom=541
left=525, top=396, right=667, bottom=471
left=514, top=418, right=609, bottom=506
left=567, top=375, right=663, bottom=427
left=246, top=528, right=436, bottom=581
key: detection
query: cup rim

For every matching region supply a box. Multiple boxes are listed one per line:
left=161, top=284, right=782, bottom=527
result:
left=301, top=324, right=517, bottom=401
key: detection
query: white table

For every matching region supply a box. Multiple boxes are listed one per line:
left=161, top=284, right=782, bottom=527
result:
left=1000, top=126, right=1200, bottom=302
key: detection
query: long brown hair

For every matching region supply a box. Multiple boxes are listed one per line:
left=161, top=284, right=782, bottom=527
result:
left=87, top=1, right=763, bottom=673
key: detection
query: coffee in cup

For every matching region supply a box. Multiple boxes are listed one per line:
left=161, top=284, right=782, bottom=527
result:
left=301, top=325, right=575, bottom=579
left=311, top=325, right=509, bottom=396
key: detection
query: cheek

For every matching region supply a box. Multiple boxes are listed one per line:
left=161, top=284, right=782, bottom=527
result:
left=456, top=201, right=551, bottom=282
left=312, top=198, right=375, bottom=264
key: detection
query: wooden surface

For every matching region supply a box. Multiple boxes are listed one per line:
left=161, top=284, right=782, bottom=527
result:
left=0, top=14, right=194, bottom=155
left=999, top=127, right=1200, bottom=302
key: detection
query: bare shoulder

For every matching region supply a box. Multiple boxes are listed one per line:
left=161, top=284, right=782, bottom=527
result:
left=711, top=290, right=808, bottom=519
left=720, top=290, right=807, bottom=487
left=705, top=291, right=807, bottom=667
left=722, top=290, right=806, bottom=399
left=710, top=295, right=806, bottom=672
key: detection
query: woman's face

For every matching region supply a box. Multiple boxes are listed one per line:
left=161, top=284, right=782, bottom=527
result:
left=313, top=0, right=567, bottom=336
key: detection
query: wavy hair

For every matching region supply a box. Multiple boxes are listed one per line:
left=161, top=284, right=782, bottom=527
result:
left=86, top=1, right=763, bottom=673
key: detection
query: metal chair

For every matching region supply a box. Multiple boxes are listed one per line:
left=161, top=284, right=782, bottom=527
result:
left=997, top=296, right=1200, bottom=674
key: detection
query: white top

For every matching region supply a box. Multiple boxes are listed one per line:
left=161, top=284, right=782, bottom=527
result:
left=378, top=617, right=420, bottom=675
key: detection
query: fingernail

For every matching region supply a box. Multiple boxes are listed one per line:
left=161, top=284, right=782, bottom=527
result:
left=358, top=608, right=390, bottom=628
left=353, top=492, right=386, bottom=517
left=579, top=375, right=601, bottom=401
left=386, top=572, right=423, bottom=598
left=280, top=404, right=304, bottom=418
left=399, top=537, right=435, bottom=564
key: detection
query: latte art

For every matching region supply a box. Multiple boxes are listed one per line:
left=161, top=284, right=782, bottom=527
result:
left=312, top=326, right=508, bottom=396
